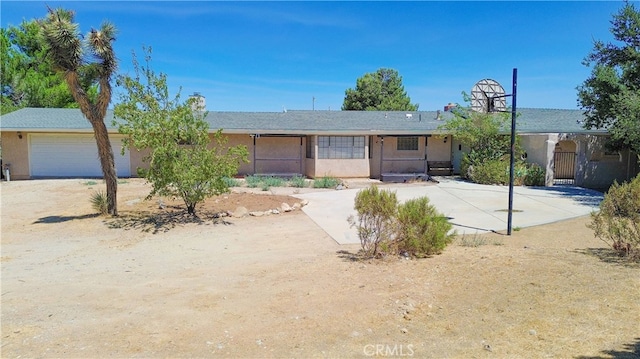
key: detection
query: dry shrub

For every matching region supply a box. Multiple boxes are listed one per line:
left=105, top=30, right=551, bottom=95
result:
left=348, top=186, right=454, bottom=259
left=348, top=185, right=398, bottom=258
left=588, top=174, right=640, bottom=260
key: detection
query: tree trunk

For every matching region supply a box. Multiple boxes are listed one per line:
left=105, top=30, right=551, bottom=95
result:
left=88, top=113, right=118, bottom=216
left=64, top=71, right=118, bottom=216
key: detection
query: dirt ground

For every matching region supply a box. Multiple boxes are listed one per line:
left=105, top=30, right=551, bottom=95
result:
left=1, top=178, right=639, bottom=358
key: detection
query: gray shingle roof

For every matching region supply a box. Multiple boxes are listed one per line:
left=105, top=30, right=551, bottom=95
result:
left=0, top=107, right=606, bottom=135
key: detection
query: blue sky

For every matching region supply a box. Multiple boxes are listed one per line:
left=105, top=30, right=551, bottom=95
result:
left=1, top=1, right=627, bottom=112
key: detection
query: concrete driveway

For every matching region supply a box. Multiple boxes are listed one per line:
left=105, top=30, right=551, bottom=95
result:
left=294, top=177, right=604, bottom=245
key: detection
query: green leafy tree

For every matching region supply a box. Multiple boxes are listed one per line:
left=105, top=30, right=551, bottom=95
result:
left=40, top=7, right=119, bottom=215
left=342, top=68, right=418, bottom=111
left=1, top=19, right=83, bottom=114
left=114, top=49, right=249, bottom=216
left=577, top=1, right=640, bottom=155
left=440, top=95, right=538, bottom=185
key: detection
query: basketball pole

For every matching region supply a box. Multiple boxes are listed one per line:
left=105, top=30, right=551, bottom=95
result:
left=507, top=68, right=518, bottom=235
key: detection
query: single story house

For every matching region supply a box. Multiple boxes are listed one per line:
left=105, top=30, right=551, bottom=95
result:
left=1, top=107, right=638, bottom=190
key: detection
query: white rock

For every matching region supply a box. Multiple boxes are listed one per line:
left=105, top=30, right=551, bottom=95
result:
left=232, top=206, right=248, bottom=218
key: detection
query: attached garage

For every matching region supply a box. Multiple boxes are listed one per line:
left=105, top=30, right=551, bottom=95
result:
left=29, top=134, right=131, bottom=178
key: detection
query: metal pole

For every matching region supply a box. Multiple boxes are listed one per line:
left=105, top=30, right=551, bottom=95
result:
left=507, top=68, right=518, bottom=235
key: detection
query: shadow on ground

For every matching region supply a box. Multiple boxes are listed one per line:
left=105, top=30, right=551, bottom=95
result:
left=104, top=209, right=232, bottom=234
left=33, top=213, right=100, bottom=224
left=576, top=337, right=640, bottom=359
left=573, top=248, right=640, bottom=268
left=336, top=250, right=361, bottom=262
left=526, top=185, right=604, bottom=207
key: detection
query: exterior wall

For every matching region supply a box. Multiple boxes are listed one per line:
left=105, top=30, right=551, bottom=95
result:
left=216, top=134, right=253, bottom=176
left=369, top=136, right=381, bottom=178
left=521, top=133, right=639, bottom=190
left=520, top=134, right=556, bottom=186
left=1, top=131, right=30, bottom=180
left=573, top=134, right=637, bottom=190
left=307, top=135, right=370, bottom=178
left=369, top=135, right=452, bottom=177
left=426, top=135, right=451, bottom=161
left=380, top=136, right=427, bottom=174
left=253, top=136, right=304, bottom=174
left=312, top=158, right=370, bottom=178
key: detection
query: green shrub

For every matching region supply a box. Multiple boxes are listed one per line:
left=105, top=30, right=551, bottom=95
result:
left=313, top=176, right=340, bottom=188
left=90, top=190, right=109, bottom=215
left=588, top=175, right=640, bottom=260
left=348, top=186, right=454, bottom=259
left=470, top=159, right=510, bottom=185
left=396, top=197, right=454, bottom=257
left=244, top=175, right=263, bottom=188
left=524, top=163, right=546, bottom=186
left=222, top=177, right=241, bottom=187
left=348, top=186, right=398, bottom=258
left=263, top=176, right=285, bottom=188
left=288, top=175, right=308, bottom=188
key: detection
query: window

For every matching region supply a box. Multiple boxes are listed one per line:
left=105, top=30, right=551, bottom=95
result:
left=317, top=136, right=365, bottom=159
left=397, top=136, right=419, bottom=151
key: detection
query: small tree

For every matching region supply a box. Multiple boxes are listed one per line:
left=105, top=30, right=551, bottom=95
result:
left=342, top=68, right=418, bottom=111
left=114, top=48, right=248, bottom=216
left=440, top=96, right=527, bottom=184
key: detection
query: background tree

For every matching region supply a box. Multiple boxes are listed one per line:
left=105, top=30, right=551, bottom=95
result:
left=114, top=49, right=249, bottom=216
left=1, top=20, right=84, bottom=114
left=577, top=1, right=640, bottom=156
left=440, top=95, right=544, bottom=186
left=342, top=68, right=418, bottom=111
left=40, top=7, right=119, bottom=215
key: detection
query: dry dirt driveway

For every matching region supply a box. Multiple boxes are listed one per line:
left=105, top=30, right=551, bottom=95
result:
left=1, top=179, right=639, bottom=358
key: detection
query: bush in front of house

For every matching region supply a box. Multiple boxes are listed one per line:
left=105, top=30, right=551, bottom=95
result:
left=313, top=176, right=340, bottom=188
left=348, top=185, right=398, bottom=257
left=470, top=159, right=510, bottom=185
left=288, top=175, right=308, bottom=188
left=588, top=174, right=640, bottom=260
left=396, top=197, right=454, bottom=257
left=523, top=163, right=546, bottom=186
left=348, top=185, right=454, bottom=259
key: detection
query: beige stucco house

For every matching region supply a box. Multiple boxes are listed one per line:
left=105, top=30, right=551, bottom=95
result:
left=1, top=107, right=637, bottom=190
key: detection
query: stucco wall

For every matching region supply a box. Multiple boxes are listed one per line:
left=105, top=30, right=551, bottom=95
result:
left=217, top=134, right=253, bottom=176
left=253, top=136, right=304, bottom=174
left=380, top=136, right=427, bottom=174
left=312, top=158, right=370, bottom=178
left=426, top=135, right=451, bottom=161
left=520, top=134, right=556, bottom=186
left=573, top=134, right=637, bottom=190
left=1, top=131, right=30, bottom=180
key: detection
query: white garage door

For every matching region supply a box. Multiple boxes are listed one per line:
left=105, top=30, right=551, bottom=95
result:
left=30, top=134, right=131, bottom=177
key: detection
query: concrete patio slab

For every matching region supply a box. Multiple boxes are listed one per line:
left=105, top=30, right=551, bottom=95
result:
left=294, top=178, right=603, bottom=245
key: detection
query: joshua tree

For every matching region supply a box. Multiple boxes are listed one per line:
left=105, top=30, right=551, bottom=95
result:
left=40, top=7, right=119, bottom=215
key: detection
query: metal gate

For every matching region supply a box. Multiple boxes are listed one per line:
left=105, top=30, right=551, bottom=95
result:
left=553, top=151, right=576, bottom=184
